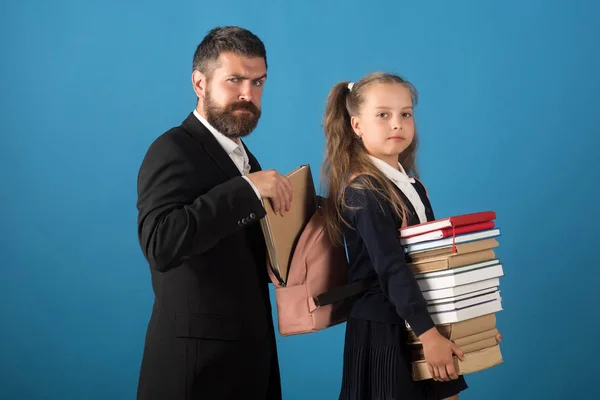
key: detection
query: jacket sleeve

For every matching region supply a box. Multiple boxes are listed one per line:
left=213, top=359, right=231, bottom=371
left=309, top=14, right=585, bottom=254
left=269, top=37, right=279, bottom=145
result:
left=136, top=134, right=266, bottom=273
left=345, top=184, right=435, bottom=337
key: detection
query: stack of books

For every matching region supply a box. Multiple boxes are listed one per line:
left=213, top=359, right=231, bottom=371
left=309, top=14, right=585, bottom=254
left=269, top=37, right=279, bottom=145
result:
left=399, top=211, right=504, bottom=381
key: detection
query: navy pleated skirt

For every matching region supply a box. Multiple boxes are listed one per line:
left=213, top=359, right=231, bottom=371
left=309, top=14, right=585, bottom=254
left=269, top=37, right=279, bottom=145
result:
left=339, top=317, right=468, bottom=400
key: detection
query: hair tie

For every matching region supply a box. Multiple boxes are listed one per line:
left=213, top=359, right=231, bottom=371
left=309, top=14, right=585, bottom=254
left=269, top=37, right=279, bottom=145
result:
left=347, top=82, right=354, bottom=91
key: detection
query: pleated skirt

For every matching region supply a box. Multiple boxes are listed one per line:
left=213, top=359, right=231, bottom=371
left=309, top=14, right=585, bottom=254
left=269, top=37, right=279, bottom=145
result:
left=339, top=317, right=468, bottom=400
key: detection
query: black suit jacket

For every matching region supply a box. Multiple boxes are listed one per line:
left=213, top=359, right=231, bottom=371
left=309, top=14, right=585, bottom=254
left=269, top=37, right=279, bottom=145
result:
left=136, top=113, right=281, bottom=400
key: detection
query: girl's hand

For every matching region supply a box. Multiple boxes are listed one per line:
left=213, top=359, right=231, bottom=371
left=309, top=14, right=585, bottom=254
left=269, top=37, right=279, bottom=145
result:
left=418, top=327, right=465, bottom=382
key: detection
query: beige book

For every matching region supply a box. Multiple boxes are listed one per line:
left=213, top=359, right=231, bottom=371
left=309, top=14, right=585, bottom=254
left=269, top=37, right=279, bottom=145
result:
left=260, top=164, right=317, bottom=285
left=408, top=249, right=497, bottom=274
left=454, top=328, right=499, bottom=347
left=460, top=337, right=499, bottom=353
left=407, top=313, right=496, bottom=343
left=412, top=344, right=503, bottom=381
left=407, top=238, right=499, bottom=262
left=411, top=336, right=499, bottom=361
left=410, top=327, right=498, bottom=350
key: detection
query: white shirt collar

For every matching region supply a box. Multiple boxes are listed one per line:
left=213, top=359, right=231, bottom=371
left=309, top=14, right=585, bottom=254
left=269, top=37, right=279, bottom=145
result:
left=367, top=155, right=415, bottom=185
left=193, top=109, right=241, bottom=156
left=368, top=155, right=428, bottom=224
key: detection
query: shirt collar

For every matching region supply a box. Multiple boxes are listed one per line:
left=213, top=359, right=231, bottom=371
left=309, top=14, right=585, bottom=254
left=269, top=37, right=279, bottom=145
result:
left=193, top=109, right=240, bottom=155
left=367, top=155, right=415, bottom=185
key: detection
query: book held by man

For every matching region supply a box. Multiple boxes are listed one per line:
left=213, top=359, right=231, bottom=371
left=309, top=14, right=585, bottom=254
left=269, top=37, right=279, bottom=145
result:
left=259, top=164, right=317, bottom=285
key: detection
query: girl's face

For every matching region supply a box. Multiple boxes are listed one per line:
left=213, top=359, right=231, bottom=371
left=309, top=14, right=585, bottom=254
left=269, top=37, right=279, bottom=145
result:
left=351, top=83, right=415, bottom=168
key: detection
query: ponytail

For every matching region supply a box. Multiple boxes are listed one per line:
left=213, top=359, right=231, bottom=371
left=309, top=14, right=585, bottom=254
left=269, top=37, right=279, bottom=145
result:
left=320, top=73, right=420, bottom=245
left=320, top=81, right=364, bottom=245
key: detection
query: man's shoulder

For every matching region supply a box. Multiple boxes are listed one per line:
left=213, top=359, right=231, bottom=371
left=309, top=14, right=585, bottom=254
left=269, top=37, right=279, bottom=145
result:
left=145, top=119, right=201, bottom=155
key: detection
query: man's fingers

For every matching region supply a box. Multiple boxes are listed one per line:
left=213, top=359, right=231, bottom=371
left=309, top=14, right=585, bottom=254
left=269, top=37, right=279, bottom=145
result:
left=270, top=197, right=282, bottom=216
left=261, top=172, right=292, bottom=215
left=276, top=175, right=292, bottom=212
left=275, top=184, right=286, bottom=216
left=284, top=176, right=293, bottom=206
left=280, top=175, right=293, bottom=213
left=284, top=182, right=292, bottom=212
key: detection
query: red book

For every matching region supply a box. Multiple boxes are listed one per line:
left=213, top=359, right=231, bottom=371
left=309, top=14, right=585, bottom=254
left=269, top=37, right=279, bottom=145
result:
left=400, top=221, right=495, bottom=245
left=399, top=211, right=496, bottom=239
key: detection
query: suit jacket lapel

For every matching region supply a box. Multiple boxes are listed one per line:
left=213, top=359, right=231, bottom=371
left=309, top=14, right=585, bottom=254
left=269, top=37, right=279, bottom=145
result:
left=181, top=113, right=241, bottom=179
left=241, top=140, right=262, bottom=173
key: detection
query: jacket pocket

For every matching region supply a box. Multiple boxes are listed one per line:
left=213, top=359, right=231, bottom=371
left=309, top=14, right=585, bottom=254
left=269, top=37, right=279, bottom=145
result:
left=174, top=313, right=243, bottom=341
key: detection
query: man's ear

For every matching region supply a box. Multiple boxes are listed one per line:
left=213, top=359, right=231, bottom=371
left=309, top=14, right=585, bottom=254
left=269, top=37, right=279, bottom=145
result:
left=350, top=115, right=362, bottom=138
left=192, top=70, right=207, bottom=99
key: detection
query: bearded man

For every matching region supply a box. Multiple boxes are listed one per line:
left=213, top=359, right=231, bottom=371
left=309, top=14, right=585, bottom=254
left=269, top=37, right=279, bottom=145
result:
left=135, top=26, right=292, bottom=400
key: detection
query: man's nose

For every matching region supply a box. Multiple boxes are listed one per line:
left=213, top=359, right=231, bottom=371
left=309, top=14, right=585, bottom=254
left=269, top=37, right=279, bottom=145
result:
left=239, top=82, right=253, bottom=102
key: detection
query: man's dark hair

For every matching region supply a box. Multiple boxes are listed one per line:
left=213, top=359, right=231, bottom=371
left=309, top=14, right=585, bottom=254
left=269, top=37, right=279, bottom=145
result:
left=192, top=26, right=267, bottom=77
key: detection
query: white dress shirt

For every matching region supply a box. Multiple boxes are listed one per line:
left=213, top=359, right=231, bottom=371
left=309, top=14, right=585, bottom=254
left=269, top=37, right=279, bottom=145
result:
left=368, top=155, right=428, bottom=224
left=193, top=110, right=262, bottom=200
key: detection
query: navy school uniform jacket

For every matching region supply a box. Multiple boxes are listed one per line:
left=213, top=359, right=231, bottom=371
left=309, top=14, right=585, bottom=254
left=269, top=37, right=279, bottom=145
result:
left=341, top=175, right=437, bottom=337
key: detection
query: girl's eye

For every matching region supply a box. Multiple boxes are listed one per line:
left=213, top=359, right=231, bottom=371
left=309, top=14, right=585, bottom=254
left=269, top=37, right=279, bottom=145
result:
left=403, top=112, right=412, bottom=118
left=377, top=113, right=389, bottom=118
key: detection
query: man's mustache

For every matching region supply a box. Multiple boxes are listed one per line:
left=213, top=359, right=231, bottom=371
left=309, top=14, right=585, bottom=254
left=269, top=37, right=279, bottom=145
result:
left=226, top=101, right=260, bottom=115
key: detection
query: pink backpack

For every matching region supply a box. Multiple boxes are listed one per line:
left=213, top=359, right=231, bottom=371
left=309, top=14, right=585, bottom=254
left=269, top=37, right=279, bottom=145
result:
left=268, top=177, right=428, bottom=336
left=268, top=198, right=374, bottom=336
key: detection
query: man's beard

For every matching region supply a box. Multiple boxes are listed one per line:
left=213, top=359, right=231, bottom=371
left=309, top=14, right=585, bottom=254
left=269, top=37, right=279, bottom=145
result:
left=204, top=90, right=262, bottom=139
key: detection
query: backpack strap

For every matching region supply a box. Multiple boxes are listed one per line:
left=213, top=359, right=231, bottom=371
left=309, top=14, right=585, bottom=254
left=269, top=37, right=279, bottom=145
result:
left=310, top=195, right=377, bottom=309
left=312, top=277, right=377, bottom=308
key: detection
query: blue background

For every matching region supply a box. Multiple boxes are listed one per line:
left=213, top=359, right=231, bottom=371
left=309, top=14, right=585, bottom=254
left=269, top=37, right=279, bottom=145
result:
left=2, top=0, right=599, bottom=399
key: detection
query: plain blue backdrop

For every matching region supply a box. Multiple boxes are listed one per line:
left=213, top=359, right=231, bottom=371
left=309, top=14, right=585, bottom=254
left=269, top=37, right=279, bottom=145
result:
left=2, top=0, right=599, bottom=399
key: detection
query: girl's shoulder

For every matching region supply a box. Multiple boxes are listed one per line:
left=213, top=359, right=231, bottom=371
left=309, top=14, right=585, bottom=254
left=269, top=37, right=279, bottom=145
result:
left=342, top=174, right=389, bottom=209
left=345, top=173, right=385, bottom=190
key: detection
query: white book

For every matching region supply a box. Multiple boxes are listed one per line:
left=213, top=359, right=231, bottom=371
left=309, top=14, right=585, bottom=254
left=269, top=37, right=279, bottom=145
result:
left=415, top=260, right=504, bottom=291
left=405, top=229, right=500, bottom=253
left=406, top=298, right=503, bottom=328
left=430, top=298, right=503, bottom=325
left=421, top=278, right=500, bottom=301
left=401, top=229, right=449, bottom=245
left=427, top=286, right=499, bottom=305
left=427, top=290, right=500, bottom=313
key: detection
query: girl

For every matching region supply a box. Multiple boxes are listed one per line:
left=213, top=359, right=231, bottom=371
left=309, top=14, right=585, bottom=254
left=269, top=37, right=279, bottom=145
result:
left=320, top=73, right=500, bottom=400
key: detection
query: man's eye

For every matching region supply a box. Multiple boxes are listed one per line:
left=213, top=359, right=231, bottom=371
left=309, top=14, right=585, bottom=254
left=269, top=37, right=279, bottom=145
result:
left=253, top=80, right=263, bottom=86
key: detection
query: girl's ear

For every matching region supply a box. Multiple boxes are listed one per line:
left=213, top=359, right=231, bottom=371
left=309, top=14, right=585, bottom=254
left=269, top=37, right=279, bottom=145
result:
left=350, top=115, right=362, bottom=138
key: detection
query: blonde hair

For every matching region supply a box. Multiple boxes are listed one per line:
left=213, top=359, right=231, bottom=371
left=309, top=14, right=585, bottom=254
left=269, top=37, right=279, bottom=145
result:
left=320, top=72, right=420, bottom=245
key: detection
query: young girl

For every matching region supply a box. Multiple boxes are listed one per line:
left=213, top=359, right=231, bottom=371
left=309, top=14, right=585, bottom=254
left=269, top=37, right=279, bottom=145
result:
left=321, top=73, right=500, bottom=400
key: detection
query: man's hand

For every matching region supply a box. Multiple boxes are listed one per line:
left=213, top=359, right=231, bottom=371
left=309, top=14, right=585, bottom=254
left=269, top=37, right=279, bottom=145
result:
left=246, top=170, right=293, bottom=216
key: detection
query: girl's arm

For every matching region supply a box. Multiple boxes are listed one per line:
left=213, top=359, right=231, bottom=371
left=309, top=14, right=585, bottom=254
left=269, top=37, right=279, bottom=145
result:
left=345, top=182, right=435, bottom=337
left=346, top=181, right=464, bottom=381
